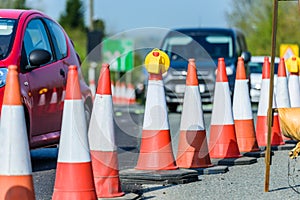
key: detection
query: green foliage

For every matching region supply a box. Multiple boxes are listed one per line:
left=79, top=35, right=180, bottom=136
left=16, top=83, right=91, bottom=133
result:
left=0, top=0, right=27, bottom=9
left=92, top=19, right=105, bottom=34
left=226, top=0, right=300, bottom=56
left=59, top=0, right=85, bottom=30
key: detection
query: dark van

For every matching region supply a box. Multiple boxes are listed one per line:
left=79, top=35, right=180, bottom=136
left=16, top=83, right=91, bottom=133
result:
left=160, top=28, right=251, bottom=112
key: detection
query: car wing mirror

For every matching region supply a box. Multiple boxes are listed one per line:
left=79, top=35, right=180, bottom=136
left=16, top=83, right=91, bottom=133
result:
left=241, top=51, right=251, bottom=63
left=27, top=49, right=51, bottom=70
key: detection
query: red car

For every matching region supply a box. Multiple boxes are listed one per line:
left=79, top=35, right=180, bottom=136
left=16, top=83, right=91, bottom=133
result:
left=0, top=9, right=93, bottom=148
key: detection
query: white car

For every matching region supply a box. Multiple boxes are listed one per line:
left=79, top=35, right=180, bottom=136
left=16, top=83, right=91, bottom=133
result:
left=249, top=56, right=279, bottom=103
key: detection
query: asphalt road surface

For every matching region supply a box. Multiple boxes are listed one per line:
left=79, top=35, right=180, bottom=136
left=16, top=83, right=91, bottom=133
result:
left=30, top=104, right=300, bottom=199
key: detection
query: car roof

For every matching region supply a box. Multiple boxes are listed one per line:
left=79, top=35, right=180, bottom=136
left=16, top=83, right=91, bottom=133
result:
left=0, top=9, right=44, bottom=19
left=250, top=56, right=280, bottom=63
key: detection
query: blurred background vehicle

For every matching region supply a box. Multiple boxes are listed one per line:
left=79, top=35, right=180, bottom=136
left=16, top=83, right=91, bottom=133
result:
left=249, top=56, right=280, bottom=103
left=0, top=9, right=93, bottom=149
left=160, top=28, right=251, bottom=112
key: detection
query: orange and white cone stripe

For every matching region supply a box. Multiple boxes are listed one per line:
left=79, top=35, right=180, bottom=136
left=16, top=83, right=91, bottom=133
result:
left=276, top=58, right=292, bottom=141
left=120, top=82, right=127, bottom=104
left=286, top=56, right=300, bottom=107
left=111, top=81, right=116, bottom=103
left=256, top=57, right=284, bottom=146
left=0, top=65, right=35, bottom=200
left=49, top=88, right=58, bottom=112
left=38, top=88, right=47, bottom=106
left=114, top=81, right=121, bottom=104
left=52, top=65, right=96, bottom=200
left=276, top=58, right=290, bottom=108
left=176, top=59, right=212, bottom=168
left=209, top=58, right=241, bottom=159
left=288, top=72, right=300, bottom=107
left=127, top=83, right=136, bottom=104
left=88, top=64, right=124, bottom=198
left=233, top=57, right=259, bottom=152
left=135, top=73, right=177, bottom=170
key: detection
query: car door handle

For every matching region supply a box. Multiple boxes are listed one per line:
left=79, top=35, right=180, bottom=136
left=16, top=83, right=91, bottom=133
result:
left=60, top=69, right=65, bottom=78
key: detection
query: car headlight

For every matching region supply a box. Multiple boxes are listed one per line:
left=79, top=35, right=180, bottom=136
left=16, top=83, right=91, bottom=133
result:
left=214, top=66, right=234, bottom=76
left=0, top=68, right=8, bottom=88
left=226, top=67, right=233, bottom=76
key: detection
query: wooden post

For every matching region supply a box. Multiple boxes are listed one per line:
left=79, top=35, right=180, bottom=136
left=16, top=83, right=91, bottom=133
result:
left=264, top=0, right=278, bottom=192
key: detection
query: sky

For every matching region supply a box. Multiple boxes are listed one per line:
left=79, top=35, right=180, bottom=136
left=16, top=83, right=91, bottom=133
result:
left=26, top=0, right=233, bottom=35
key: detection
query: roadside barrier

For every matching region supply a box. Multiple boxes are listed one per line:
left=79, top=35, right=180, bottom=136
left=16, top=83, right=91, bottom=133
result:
left=88, top=63, right=124, bottom=198
left=286, top=56, right=300, bottom=107
left=176, top=58, right=213, bottom=168
left=208, top=58, right=241, bottom=159
left=52, top=65, right=97, bottom=199
left=256, top=57, right=284, bottom=147
left=233, top=57, right=260, bottom=153
left=0, top=65, right=35, bottom=200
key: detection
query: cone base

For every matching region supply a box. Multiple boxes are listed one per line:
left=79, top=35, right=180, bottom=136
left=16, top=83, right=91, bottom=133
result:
left=256, top=115, right=284, bottom=146
left=0, top=175, right=35, bottom=200
left=234, top=119, right=260, bottom=152
left=176, top=130, right=212, bottom=168
left=53, top=162, right=97, bottom=200
left=209, top=124, right=241, bottom=159
left=90, top=151, right=124, bottom=198
left=136, top=130, right=177, bottom=170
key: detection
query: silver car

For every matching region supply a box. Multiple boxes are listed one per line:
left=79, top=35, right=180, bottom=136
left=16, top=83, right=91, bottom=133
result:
left=161, top=28, right=251, bottom=112
left=249, top=56, right=279, bottom=103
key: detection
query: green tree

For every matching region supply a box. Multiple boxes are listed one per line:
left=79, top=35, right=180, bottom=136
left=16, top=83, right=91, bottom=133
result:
left=0, top=0, right=27, bottom=9
left=92, top=19, right=105, bottom=35
left=59, top=0, right=85, bottom=30
left=226, top=0, right=300, bottom=56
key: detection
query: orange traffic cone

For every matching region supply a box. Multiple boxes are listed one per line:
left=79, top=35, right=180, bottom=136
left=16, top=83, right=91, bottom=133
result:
left=276, top=58, right=292, bottom=141
left=114, top=81, right=121, bottom=104
left=127, top=83, right=136, bottom=104
left=88, top=64, right=124, bottom=198
left=120, top=82, right=127, bottom=104
left=135, top=73, right=177, bottom=170
left=176, top=59, right=213, bottom=168
left=0, top=65, right=35, bottom=200
left=256, top=57, right=284, bottom=147
left=276, top=58, right=290, bottom=108
left=233, top=57, right=259, bottom=152
left=111, top=80, right=116, bottom=103
left=52, top=65, right=97, bottom=200
left=287, top=57, right=300, bottom=107
left=208, top=58, right=241, bottom=158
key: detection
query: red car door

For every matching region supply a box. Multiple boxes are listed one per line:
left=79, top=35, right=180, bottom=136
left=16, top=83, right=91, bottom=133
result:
left=20, top=18, right=65, bottom=140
